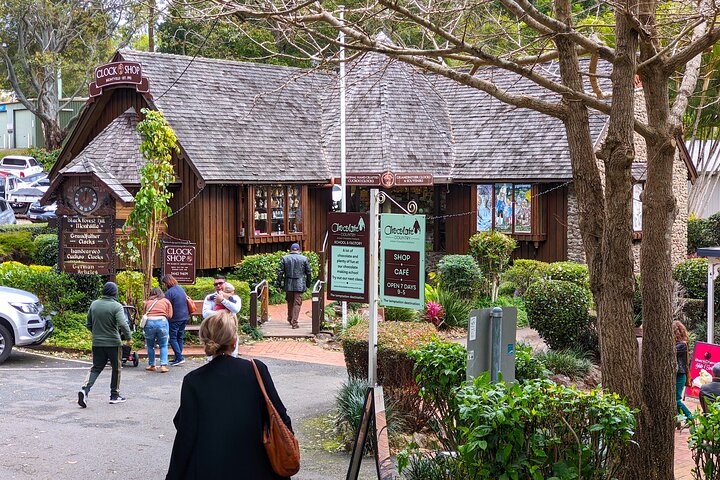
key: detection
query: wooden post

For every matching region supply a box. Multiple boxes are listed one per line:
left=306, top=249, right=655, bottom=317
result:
left=260, top=284, right=269, bottom=324
left=249, top=290, right=258, bottom=328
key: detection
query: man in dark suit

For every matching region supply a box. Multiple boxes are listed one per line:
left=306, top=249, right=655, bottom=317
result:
left=701, top=363, right=720, bottom=412
left=276, top=243, right=312, bottom=329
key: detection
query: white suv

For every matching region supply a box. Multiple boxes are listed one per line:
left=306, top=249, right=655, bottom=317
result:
left=0, top=155, right=43, bottom=178
left=0, top=286, right=54, bottom=364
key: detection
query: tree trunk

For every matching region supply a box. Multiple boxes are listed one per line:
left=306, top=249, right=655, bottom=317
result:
left=41, top=119, right=66, bottom=151
left=636, top=66, right=677, bottom=480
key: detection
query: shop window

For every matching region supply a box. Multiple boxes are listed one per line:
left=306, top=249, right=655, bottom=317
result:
left=633, top=183, right=643, bottom=232
left=477, top=183, right=533, bottom=234
left=253, top=185, right=303, bottom=236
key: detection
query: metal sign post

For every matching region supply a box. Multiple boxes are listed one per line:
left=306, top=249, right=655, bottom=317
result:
left=368, top=188, right=380, bottom=386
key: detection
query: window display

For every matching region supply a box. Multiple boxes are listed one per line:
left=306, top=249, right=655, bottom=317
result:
left=288, top=185, right=302, bottom=233
left=254, top=187, right=268, bottom=234
left=250, top=185, right=304, bottom=237
left=477, top=183, right=534, bottom=235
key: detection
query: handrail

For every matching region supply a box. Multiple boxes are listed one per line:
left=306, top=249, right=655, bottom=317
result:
left=312, top=279, right=324, bottom=294
left=249, top=279, right=269, bottom=328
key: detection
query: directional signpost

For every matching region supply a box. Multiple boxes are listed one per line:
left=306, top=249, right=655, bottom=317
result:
left=379, top=214, right=425, bottom=309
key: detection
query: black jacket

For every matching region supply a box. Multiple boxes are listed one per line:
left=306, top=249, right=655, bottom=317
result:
left=166, top=356, right=293, bottom=480
left=277, top=252, right=312, bottom=293
left=677, top=342, right=689, bottom=375
left=701, top=380, right=720, bottom=412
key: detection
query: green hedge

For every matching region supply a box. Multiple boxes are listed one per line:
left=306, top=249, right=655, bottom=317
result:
left=45, top=312, right=92, bottom=351
left=674, top=258, right=712, bottom=300
left=233, top=250, right=320, bottom=302
left=33, top=234, right=58, bottom=266
left=0, top=231, right=36, bottom=264
left=503, top=259, right=550, bottom=295
left=526, top=279, right=593, bottom=351
left=545, top=261, right=590, bottom=290
left=0, top=222, right=54, bottom=236
left=474, top=295, right=528, bottom=327
left=342, top=321, right=437, bottom=428
left=0, top=262, right=101, bottom=314
left=437, top=255, right=483, bottom=299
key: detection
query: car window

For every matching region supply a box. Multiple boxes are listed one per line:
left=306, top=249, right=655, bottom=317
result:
left=36, top=178, right=50, bottom=187
left=29, top=158, right=38, bottom=166
left=0, top=199, right=6, bottom=212
left=1, top=158, right=26, bottom=167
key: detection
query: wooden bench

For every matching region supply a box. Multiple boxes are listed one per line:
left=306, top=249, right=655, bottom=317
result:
left=185, top=300, right=204, bottom=333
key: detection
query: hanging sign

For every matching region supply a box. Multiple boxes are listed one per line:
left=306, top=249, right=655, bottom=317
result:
left=162, top=242, right=197, bottom=285
left=60, top=216, right=115, bottom=276
left=327, top=212, right=369, bottom=303
left=346, top=171, right=433, bottom=187
left=686, top=341, right=720, bottom=398
left=380, top=214, right=425, bottom=309
left=89, top=61, right=150, bottom=97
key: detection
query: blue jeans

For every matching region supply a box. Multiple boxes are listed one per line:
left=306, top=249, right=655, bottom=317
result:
left=168, top=320, right=187, bottom=361
left=144, top=319, right=169, bottom=366
left=677, top=373, right=694, bottom=420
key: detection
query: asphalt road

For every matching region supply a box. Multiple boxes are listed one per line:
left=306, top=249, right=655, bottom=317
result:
left=0, top=349, right=379, bottom=480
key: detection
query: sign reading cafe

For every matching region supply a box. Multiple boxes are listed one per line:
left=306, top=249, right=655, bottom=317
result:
left=380, top=214, right=426, bottom=309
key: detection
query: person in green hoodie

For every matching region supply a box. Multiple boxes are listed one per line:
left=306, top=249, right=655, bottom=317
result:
left=78, top=282, right=132, bottom=407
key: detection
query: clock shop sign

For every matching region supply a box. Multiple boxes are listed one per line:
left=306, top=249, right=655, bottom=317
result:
left=162, top=243, right=196, bottom=285
left=61, top=216, right=115, bottom=276
left=89, top=61, right=149, bottom=97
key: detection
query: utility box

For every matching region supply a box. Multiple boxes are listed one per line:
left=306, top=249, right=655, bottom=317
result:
left=466, top=307, right=517, bottom=383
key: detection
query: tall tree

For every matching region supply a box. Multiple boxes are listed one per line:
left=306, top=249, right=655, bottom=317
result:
left=201, top=0, right=720, bottom=476
left=0, top=0, right=131, bottom=149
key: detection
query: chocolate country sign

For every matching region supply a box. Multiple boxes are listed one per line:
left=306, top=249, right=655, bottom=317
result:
left=327, top=212, right=370, bottom=302
left=380, top=214, right=425, bottom=309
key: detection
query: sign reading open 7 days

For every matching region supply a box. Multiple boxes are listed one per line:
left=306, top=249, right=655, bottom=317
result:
left=380, top=214, right=425, bottom=309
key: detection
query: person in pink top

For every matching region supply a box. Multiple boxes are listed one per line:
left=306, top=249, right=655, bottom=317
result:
left=143, top=288, right=173, bottom=373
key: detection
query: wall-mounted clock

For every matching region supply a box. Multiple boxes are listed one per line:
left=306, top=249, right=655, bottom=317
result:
left=73, top=186, right=99, bottom=214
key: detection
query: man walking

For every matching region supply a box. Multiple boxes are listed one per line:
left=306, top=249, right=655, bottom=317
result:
left=78, top=282, right=132, bottom=407
left=277, top=243, right=312, bottom=329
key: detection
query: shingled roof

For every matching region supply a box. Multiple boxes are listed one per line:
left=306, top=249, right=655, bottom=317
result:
left=119, top=49, right=332, bottom=184
left=109, top=49, right=611, bottom=184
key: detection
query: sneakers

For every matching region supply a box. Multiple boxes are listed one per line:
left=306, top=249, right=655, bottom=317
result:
left=77, top=388, right=88, bottom=408
left=159, top=366, right=169, bottom=373
left=145, top=365, right=156, bottom=372
left=291, top=323, right=300, bottom=329
left=170, top=358, right=186, bottom=366
left=109, top=395, right=126, bottom=404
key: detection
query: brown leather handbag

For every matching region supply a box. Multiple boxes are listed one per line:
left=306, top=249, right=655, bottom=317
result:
left=251, top=360, right=300, bottom=477
left=186, top=295, right=197, bottom=315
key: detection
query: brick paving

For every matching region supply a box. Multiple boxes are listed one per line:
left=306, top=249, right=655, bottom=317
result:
left=675, top=397, right=700, bottom=480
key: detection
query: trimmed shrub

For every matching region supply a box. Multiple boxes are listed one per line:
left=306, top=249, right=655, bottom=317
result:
left=498, top=281, right=516, bottom=296
left=385, top=306, right=419, bottom=322
left=455, top=375, right=635, bottom=479
left=341, top=320, right=437, bottom=428
left=706, top=211, right=720, bottom=246
left=545, top=261, right=590, bottom=290
left=688, top=216, right=713, bottom=255
left=233, top=250, right=320, bottom=301
left=437, top=255, right=482, bottom=299
left=525, top=279, right=592, bottom=351
left=0, top=231, right=36, bottom=263
left=467, top=231, right=516, bottom=300
left=44, top=312, right=91, bottom=351
left=0, top=222, right=54, bottom=236
left=503, top=259, right=550, bottom=295
left=674, top=258, right=711, bottom=300
left=33, top=234, right=58, bottom=266
left=474, top=295, right=528, bottom=327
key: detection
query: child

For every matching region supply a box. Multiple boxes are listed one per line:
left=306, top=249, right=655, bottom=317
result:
left=214, top=282, right=240, bottom=312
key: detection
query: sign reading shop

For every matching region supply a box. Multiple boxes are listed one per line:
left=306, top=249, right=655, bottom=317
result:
left=379, top=214, right=426, bottom=309
left=162, top=242, right=197, bottom=285
left=89, top=61, right=149, bottom=97
left=60, top=216, right=115, bottom=276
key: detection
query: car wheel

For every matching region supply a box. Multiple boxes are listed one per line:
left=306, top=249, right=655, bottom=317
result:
left=0, top=323, right=14, bottom=365
left=133, top=355, right=139, bottom=367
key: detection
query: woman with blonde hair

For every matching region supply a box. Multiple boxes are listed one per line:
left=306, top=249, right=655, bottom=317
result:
left=166, top=310, right=293, bottom=479
left=673, top=319, right=694, bottom=426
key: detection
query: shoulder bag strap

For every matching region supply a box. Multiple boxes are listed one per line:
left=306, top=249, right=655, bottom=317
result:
left=145, top=299, right=160, bottom=315
left=251, top=359, right=271, bottom=401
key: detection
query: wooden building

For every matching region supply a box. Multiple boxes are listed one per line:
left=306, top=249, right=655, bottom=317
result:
left=46, top=49, right=694, bottom=272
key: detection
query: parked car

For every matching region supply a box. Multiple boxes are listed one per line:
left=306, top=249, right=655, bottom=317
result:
left=0, top=172, right=20, bottom=201
left=0, top=198, right=16, bottom=224
left=0, top=286, right=54, bottom=364
left=28, top=200, right=56, bottom=223
left=0, top=155, right=43, bottom=178
left=16, top=173, right=49, bottom=192
left=10, top=186, right=45, bottom=215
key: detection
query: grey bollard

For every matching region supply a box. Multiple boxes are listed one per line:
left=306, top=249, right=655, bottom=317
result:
left=491, top=307, right=502, bottom=382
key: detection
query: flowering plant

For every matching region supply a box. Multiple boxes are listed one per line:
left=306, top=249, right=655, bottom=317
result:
left=424, top=301, right=445, bottom=328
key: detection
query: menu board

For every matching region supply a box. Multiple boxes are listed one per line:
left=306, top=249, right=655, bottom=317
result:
left=61, top=216, right=115, bottom=276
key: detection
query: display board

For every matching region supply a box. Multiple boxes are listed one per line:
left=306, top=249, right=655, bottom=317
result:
left=60, top=216, right=115, bottom=275
left=162, top=242, right=197, bottom=285
left=327, top=212, right=369, bottom=302
left=379, top=214, right=425, bottom=309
